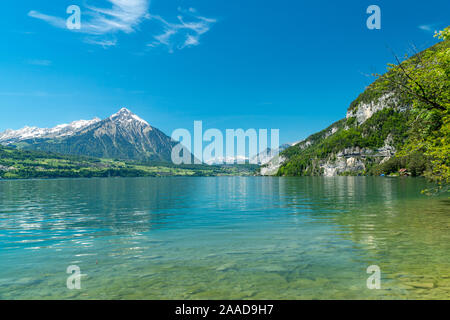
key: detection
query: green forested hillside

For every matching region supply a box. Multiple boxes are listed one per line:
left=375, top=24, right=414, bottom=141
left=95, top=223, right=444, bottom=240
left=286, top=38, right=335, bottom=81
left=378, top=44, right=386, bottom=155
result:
left=0, top=146, right=257, bottom=179
left=276, top=28, right=449, bottom=190
left=279, top=108, right=411, bottom=176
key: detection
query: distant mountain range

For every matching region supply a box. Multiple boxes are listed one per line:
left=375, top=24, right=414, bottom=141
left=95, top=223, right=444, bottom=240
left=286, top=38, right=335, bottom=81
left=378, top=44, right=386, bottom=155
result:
left=1, top=108, right=290, bottom=165
left=0, top=118, right=101, bottom=143
left=0, top=108, right=176, bottom=162
left=249, top=144, right=292, bottom=165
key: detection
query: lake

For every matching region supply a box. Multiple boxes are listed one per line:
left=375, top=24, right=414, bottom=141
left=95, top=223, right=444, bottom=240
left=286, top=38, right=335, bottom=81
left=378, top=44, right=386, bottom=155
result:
left=0, top=177, right=449, bottom=299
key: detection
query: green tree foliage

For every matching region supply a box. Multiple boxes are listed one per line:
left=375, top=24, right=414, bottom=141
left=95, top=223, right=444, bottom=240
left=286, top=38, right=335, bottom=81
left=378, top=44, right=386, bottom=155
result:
left=0, top=146, right=256, bottom=179
left=435, top=26, right=450, bottom=41
left=375, top=27, right=449, bottom=191
left=277, top=27, right=449, bottom=190
left=278, top=108, right=410, bottom=176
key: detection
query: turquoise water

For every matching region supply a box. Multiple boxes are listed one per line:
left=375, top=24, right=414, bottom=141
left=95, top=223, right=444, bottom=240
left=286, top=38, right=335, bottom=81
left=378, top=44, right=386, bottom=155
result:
left=0, top=177, right=449, bottom=299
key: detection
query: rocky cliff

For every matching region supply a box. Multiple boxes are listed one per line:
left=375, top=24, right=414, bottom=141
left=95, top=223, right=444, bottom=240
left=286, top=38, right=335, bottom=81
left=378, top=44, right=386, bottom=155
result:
left=260, top=39, right=450, bottom=177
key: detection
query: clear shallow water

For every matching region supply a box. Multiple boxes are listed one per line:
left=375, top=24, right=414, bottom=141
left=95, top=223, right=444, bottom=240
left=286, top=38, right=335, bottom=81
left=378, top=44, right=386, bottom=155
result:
left=0, top=177, right=448, bottom=300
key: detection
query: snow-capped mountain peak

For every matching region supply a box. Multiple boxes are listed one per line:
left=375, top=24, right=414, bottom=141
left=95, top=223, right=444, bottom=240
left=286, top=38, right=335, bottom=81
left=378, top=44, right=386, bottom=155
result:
left=0, top=117, right=101, bottom=145
left=0, top=108, right=153, bottom=146
left=48, top=118, right=101, bottom=135
left=0, top=108, right=180, bottom=162
left=109, top=107, right=150, bottom=126
left=65, top=118, right=101, bottom=130
left=111, top=107, right=132, bottom=117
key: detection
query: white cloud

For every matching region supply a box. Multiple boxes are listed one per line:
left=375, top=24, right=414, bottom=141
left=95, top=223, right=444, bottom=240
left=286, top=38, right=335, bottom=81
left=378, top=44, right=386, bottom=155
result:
left=148, top=8, right=216, bottom=52
left=82, top=0, right=150, bottom=34
left=28, top=1, right=215, bottom=51
left=183, top=35, right=199, bottom=47
left=153, top=29, right=176, bottom=46
left=26, top=59, right=52, bottom=66
left=28, top=0, right=150, bottom=47
left=418, top=24, right=433, bottom=31
left=0, top=91, right=67, bottom=97
left=84, top=38, right=118, bottom=48
left=28, top=10, right=66, bottom=29
left=418, top=23, right=443, bottom=33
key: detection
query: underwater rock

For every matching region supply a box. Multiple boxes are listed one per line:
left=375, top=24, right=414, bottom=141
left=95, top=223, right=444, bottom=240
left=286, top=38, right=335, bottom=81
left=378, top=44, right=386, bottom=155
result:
left=215, top=263, right=236, bottom=272
left=404, top=282, right=435, bottom=289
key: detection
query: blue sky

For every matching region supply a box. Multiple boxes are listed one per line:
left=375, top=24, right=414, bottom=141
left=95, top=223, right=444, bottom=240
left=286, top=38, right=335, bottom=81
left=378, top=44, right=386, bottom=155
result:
left=1, top=0, right=449, bottom=144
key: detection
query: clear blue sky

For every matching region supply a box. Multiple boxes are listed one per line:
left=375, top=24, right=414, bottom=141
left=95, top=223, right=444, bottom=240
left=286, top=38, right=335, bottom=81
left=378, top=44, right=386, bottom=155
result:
left=1, top=0, right=448, bottom=144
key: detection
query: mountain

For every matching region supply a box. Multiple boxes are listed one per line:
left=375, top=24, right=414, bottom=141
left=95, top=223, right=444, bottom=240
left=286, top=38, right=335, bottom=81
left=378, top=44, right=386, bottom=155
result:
left=201, top=143, right=291, bottom=165
left=2, top=108, right=176, bottom=162
left=250, top=143, right=291, bottom=165
left=263, top=38, right=449, bottom=177
left=204, top=155, right=250, bottom=165
left=0, top=118, right=101, bottom=144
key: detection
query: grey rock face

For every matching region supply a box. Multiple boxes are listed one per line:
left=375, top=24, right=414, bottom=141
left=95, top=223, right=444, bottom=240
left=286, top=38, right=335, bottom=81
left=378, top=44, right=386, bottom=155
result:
left=346, top=93, right=399, bottom=125
left=320, top=135, right=397, bottom=176
left=260, top=155, right=286, bottom=176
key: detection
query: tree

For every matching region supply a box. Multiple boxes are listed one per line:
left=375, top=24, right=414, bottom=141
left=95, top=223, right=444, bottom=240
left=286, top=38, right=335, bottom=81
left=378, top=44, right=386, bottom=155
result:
left=435, top=26, right=450, bottom=41
left=376, top=27, right=449, bottom=192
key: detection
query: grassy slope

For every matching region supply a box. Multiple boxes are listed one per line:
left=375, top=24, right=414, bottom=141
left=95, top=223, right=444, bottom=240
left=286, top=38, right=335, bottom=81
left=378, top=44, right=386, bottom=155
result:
left=0, top=146, right=258, bottom=179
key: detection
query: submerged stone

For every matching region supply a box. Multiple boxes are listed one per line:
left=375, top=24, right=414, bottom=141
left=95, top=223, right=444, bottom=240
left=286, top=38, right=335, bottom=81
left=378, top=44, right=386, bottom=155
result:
left=405, top=282, right=435, bottom=289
